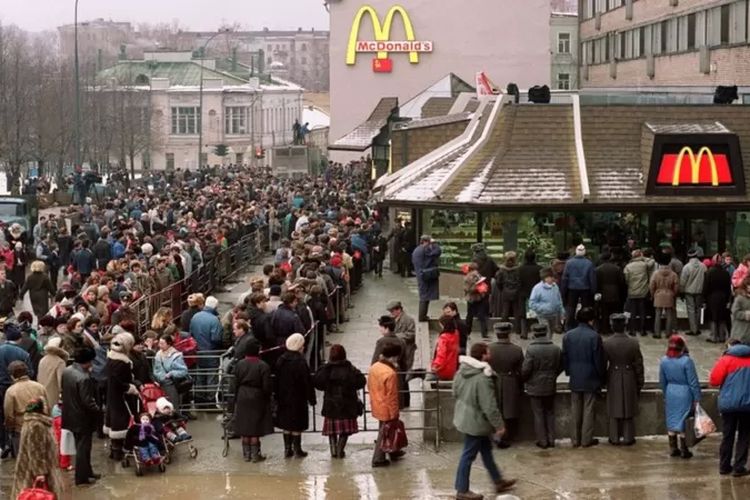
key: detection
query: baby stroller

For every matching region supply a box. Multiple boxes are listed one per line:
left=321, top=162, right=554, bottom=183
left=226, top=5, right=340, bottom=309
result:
left=121, top=395, right=167, bottom=476
left=143, top=383, right=199, bottom=462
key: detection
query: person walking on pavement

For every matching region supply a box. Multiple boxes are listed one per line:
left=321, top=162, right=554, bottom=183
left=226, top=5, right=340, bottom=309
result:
left=595, top=253, right=626, bottom=334
left=452, top=342, right=516, bottom=499
left=561, top=244, right=596, bottom=330
left=709, top=339, right=750, bottom=476
left=465, top=263, right=491, bottom=339
left=659, top=335, right=701, bottom=459
left=623, top=249, right=654, bottom=337
left=61, top=347, right=101, bottom=485
left=562, top=307, right=605, bottom=447
left=704, top=255, right=732, bottom=344
left=518, top=250, right=543, bottom=338
left=528, top=268, right=565, bottom=337
left=650, top=253, right=680, bottom=339
left=602, top=314, right=644, bottom=446
left=412, top=235, right=442, bottom=321
left=522, top=323, right=563, bottom=448
left=488, top=323, right=524, bottom=447
left=371, top=315, right=409, bottom=408
left=681, top=249, right=707, bottom=336
left=388, top=301, right=417, bottom=391
left=369, top=342, right=404, bottom=468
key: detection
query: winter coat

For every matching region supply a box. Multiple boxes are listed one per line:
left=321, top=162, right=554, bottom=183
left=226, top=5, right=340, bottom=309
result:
left=93, top=238, right=112, bottom=270
left=522, top=337, right=563, bottom=397
left=596, top=262, right=626, bottom=304
left=680, top=258, right=707, bottom=295
left=412, top=243, right=441, bottom=301
left=37, top=345, right=69, bottom=406
left=61, top=363, right=100, bottom=433
left=650, top=267, right=680, bottom=309
left=394, top=312, right=417, bottom=371
left=709, top=344, right=750, bottom=413
left=72, top=248, right=95, bottom=275
left=0, top=279, right=18, bottom=316
left=732, top=263, right=749, bottom=289
left=19, top=271, right=55, bottom=318
left=274, top=350, right=315, bottom=431
left=452, top=356, right=504, bottom=436
left=623, top=257, right=654, bottom=299
left=731, top=294, right=750, bottom=345
left=104, top=351, right=136, bottom=440
left=561, top=256, right=596, bottom=296
left=152, top=347, right=189, bottom=384
left=528, top=281, right=564, bottom=318
left=10, top=412, right=64, bottom=500
left=233, top=357, right=274, bottom=437
left=659, top=354, right=701, bottom=432
left=519, top=262, right=542, bottom=299
left=368, top=359, right=400, bottom=422
left=268, top=304, right=305, bottom=347
left=0, top=343, right=33, bottom=386
left=3, top=377, right=48, bottom=432
left=703, top=266, right=731, bottom=324
left=130, top=350, right=152, bottom=386
left=488, top=339, right=524, bottom=419
left=562, top=324, right=605, bottom=393
left=465, top=270, right=489, bottom=304
left=371, top=334, right=408, bottom=372
left=189, top=308, right=223, bottom=352
left=431, top=330, right=460, bottom=381
left=180, top=306, right=201, bottom=332
left=474, top=253, right=499, bottom=281
left=603, top=333, right=644, bottom=419
left=313, top=360, right=366, bottom=419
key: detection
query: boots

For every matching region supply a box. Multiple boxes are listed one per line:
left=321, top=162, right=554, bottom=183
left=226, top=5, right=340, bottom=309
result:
left=242, top=443, right=252, bottom=462
left=679, top=436, right=693, bottom=459
left=283, top=434, right=294, bottom=458
left=668, top=435, right=680, bottom=457
left=293, top=435, right=308, bottom=458
left=250, top=443, right=266, bottom=463
left=329, top=435, right=339, bottom=458
left=109, top=440, right=124, bottom=461
left=336, top=435, right=348, bottom=459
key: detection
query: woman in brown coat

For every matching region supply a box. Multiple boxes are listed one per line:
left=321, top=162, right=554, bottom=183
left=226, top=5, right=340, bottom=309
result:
left=649, top=257, right=680, bottom=339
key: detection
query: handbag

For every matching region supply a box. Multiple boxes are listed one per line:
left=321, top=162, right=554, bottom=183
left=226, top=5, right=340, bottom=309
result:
left=17, top=476, right=55, bottom=500
left=684, top=403, right=716, bottom=447
left=380, top=419, right=408, bottom=454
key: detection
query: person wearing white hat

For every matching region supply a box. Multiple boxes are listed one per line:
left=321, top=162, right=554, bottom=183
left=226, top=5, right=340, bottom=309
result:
left=275, top=333, right=316, bottom=458
left=104, top=332, right=138, bottom=461
left=189, top=296, right=223, bottom=403
left=561, top=244, right=597, bottom=330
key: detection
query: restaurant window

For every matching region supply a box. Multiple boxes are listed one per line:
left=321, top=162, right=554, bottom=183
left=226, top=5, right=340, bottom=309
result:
left=481, top=212, right=568, bottom=267
left=728, top=212, right=750, bottom=260
left=422, top=210, right=478, bottom=271
left=567, top=212, right=650, bottom=265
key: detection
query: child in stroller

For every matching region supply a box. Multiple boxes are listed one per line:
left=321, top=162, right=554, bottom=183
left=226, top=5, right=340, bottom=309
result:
left=154, top=397, right=192, bottom=444
left=124, top=413, right=167, bottom=472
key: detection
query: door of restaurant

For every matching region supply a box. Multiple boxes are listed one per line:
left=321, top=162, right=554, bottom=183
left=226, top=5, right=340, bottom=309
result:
left=651, top=212, right=726, bottom=261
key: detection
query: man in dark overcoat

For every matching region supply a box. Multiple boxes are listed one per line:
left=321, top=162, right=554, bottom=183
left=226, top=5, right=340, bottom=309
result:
left=487, top=322, right=524, bottom=447
left=602, top=313, right=644, bottom=446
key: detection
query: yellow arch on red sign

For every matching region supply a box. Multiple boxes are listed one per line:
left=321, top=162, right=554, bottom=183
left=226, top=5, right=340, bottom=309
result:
left=672, top=146, right=719, bottom=186
left=346, top=5, right=418, bottom=65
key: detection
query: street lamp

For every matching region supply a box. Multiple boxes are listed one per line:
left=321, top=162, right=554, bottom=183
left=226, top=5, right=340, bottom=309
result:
left=197, top=29, right=231, bottom=170
left=74, top=0, right=82, bottom=169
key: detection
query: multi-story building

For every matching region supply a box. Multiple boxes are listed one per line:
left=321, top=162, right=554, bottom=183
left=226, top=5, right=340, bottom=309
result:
left=580, top=0, right=750, bottom=88
left=97, top=51, right=303, bottom=170
left=58, top=19, right=135, bottom=68
left=551, top=11, right=579, bottom=89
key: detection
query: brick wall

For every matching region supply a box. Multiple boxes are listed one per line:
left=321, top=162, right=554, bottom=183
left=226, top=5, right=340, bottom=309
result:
left=391, top=121, right=468, bottom=172
left=585, top=45, right=750, bottom=87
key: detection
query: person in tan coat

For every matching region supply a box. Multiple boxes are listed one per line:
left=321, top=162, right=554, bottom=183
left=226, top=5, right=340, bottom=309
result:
left=650, top=254, right=680, bottom=339
left=3, top=361, right=48, bottom=456
left=368, top=342, right=402, bottom=468
left=37, top=337, right=69, bottom=407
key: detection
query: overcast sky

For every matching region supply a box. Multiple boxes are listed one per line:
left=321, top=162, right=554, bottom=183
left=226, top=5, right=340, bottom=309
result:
left=1, top=0, right=330, bottom=32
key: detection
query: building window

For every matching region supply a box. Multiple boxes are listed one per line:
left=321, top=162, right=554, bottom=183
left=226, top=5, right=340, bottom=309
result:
left=687, top=13, right=697, bottom=50
left=166, top=153, right=175, bottom=170
left=660, top=20, right=668, bottom=53
left=301, top=43, right=307, bottom=51
left=170, top=107, right=200, bottom=135
left=558, top=33, right=571, bottom=54
left=225, top=107, right=248, bottom=135
left=557, top=73, right=570, bottom=90
left=638, top=27, right=645, bottom=57
left=721, top=4, right=731, bottom=44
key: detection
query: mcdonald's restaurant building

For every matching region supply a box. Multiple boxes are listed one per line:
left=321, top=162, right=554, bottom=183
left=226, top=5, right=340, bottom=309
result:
left=374, top=92, right=750, bottom=278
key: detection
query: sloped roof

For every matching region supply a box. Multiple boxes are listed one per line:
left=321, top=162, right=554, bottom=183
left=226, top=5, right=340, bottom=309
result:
left=97, top=60, right=247, bottom=86
left=329, top=97, right=398, bottom=151
left=394, top=112, right=472, bottom=131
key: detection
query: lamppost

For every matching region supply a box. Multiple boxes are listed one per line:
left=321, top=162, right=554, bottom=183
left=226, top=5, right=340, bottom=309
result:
left=74, top=0, right=81, bottom=169
left=197, top=29, right=231, bottom=170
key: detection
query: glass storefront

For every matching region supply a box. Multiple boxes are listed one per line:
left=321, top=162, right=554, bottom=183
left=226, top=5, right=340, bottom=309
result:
left=422, top=209, right=478, bottom=271
left=727, top=211, right=750, bottom=260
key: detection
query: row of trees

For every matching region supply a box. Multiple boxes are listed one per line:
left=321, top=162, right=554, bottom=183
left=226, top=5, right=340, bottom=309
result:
left=0, top=24, right=157, bottom=194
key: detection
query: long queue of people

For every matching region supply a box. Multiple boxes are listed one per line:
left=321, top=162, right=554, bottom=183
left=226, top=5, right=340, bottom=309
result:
left=0, top=161, right=385, bottom=497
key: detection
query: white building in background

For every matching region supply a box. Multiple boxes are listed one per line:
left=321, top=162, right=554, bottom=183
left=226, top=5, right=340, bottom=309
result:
left=98, top=51, right=303, bottom=170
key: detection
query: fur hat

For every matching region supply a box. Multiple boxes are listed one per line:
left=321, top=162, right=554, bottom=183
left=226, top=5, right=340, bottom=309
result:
left=156, top=397, right=174, bottom=414
left=575, top=244, right=586, bottom=256
left=285, top=333, right=305, bottom=353
left=205, top=296, right=219, bottom=309
left=111, top=332, right=135, bottom=353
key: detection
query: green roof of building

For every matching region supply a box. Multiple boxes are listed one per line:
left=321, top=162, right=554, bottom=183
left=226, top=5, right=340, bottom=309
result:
left=97, top=60, right=248, bottom=87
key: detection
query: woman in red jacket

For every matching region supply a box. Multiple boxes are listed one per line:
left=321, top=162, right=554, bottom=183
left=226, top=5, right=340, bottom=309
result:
left=432, top=315, right=460, bottom=380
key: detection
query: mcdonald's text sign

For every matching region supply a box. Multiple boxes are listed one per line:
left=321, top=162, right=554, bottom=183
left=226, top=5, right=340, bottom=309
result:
left=346, top=5, right=433, bottom=73
left=656, top=147, right=733, bottom=186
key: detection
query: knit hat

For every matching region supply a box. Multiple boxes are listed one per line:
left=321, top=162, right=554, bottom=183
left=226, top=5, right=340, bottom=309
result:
left=494, top=322, right=513, bottom=338
left=111, top=332, right=135, bottom=354
left=205, top=296, right=219, bottom=309
left=575, top=244, right=586, bottom=256
left=156, top=397, right=174, bottom=414
left=4, top=323, right=21, bottom=341
left=531, top=324, right=548, bottom=337
left=285, top=333, right=305, bottom=353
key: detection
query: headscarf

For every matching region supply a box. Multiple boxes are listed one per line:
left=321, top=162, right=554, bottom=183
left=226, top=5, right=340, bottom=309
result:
left=666, top=334, right=686, bottom=358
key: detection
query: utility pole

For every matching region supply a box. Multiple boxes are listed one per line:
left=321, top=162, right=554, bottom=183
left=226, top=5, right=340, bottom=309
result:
left=197, top=29, right=231, bottom=170
left=74, top=0, right=82, bottom=169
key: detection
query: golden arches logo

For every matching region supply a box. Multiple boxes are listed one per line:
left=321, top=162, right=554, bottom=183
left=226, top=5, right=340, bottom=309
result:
left=672, top=147, right=719, bottom=186
left=346, top=5, right=424, bottom=66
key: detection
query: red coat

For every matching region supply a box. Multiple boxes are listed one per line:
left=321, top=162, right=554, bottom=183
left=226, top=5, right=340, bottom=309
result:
left=432, top=330, right=460, bottom=380
left=1, top=249, right=13, bottom=270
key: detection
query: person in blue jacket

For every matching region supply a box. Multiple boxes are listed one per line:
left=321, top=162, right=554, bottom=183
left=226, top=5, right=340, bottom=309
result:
left=659, top=335, right=701, bottom=459
left=528, top=268, right=565, bottom=338
left=189, top=296, right=223, bottom=402
left=561, top=244, right=597, bottom=330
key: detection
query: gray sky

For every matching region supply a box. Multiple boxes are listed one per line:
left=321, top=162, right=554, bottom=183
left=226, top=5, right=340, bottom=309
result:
left=1, top=0, right=330, bottom=32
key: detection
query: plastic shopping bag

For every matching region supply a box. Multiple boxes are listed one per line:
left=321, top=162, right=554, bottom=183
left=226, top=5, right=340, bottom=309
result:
left=693, top=404, right=716, bottom=440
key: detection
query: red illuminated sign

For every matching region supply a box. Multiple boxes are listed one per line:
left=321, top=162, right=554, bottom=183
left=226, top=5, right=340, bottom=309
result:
left=372, top=58, right=393, bottom=73
left=656, top=147, right=733, bottom=186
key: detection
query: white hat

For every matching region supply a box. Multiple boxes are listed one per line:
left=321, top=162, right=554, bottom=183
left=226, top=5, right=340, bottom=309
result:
left=111, top=332, right=135, bottom=353
left=141, top=243, right=153, bottom=255
left=576, top=244, right=586, bottom=256
left=205, top=296, right=219, bottom=309
left=285, top=333, right=305, bottom=353
left=156, top=397, right=173, bottom=414
left=46, top=337, right=62, bottom=350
